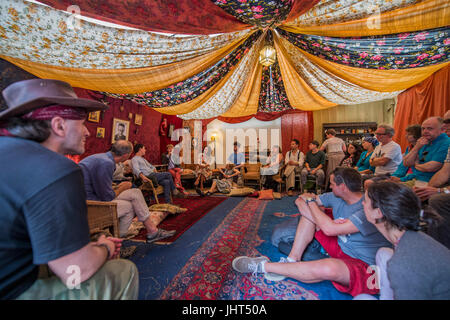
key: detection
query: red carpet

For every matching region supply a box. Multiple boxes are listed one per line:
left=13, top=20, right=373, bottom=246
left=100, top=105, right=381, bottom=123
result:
left=131, top=196, right=227, bottom=244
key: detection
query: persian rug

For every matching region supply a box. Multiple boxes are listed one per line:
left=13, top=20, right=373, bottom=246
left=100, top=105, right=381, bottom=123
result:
left=158, top=197, right=352, bottom=300
left=130, top=196, right=226, bottom=244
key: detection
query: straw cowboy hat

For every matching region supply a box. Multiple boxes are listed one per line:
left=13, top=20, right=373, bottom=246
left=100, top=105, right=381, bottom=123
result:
left=0, top=79, right=107, bottom=120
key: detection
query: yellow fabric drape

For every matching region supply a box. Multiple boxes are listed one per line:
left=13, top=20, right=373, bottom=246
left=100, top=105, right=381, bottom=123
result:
left=0, top=32, right=253, bottom=94
left=301, top=49, right=450, bottom=92
left=274, top=34, right=336, bottom=111
left=155, top=51, right=247, bottom=115
left=281, top=0, right=450, bottom=37
left=219, top=58, right=263, bottom=117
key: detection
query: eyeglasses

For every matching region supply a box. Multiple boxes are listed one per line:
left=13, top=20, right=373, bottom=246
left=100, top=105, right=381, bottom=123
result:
left=444, top=119, right=450, bottom=124
left=419, top=151, right=429, bottom=163
left=375, top=132, right=387, bottom=136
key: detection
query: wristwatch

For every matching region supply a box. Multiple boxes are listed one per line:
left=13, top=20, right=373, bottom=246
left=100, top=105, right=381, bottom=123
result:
left=305, top=197, right=316, bottom=204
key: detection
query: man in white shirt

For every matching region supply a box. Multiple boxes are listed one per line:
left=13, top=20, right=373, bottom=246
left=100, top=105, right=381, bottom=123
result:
left=369, top=124, right=402, bottom=175
left=284, top=139, right=305, bottom=196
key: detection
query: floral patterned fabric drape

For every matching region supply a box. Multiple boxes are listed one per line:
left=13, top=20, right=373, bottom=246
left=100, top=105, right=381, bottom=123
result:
left=279, top=27, right=449, bottom=70
left=103, top=31, right=261, bottom=108
left=0, top=0, right=449, bottom=119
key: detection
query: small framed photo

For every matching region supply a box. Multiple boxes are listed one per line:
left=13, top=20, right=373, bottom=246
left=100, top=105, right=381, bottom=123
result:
left=135, top=113, right=143, bottom=126
left=168, top=124, right=175, bottom=138
left=96, top=127, right=105, bottom=138
left=112, top=118, right=130, bottom=143
left=88, top=111, right=100, bottom=123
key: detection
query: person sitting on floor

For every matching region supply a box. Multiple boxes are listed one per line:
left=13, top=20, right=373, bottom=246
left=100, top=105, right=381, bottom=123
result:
left=391, top=124, right=421, bottom=182
left=369, top=124, right=403, bottom=176
left=402, top=117, right=450, bottom=184
left=300, top=141, right=326, bottom=193
left=0, top=79, right=138, bottom=300
left=340, top=142, right=362, bottom=168
left=194, top=146, right=213, bottom=195
left=79, top=140, right=176, bottom=243
left=131, top=143, right=179, bottom=204
left=355, top=136, right=377, bottom=175
left=283, top=139, right=305, bottom=196
left=232, top=167, right=391, bottom=297
left=202, top=163, right=240, bottom=196
left=355, top=181, right=450, bottom=300
left=261, top=145, right=284, bottom=191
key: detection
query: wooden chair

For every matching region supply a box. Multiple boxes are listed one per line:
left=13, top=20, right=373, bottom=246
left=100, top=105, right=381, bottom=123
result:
left=243, top=163, right=262, bottom=189
left=138, top=177, right=171, bottom=204
left=86, top=200, right=119, bottom=238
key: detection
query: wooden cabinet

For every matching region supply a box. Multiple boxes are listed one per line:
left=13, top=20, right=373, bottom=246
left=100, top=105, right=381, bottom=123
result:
left=323, top=122, right=377, bottom=144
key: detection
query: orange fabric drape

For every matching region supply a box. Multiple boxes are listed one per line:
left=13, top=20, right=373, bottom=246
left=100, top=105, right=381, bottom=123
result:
left=393, top=65, right=450, bottom=151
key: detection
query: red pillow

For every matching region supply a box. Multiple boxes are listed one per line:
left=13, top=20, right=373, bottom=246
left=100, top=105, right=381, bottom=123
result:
left=258, top=189, right=274, bottom=200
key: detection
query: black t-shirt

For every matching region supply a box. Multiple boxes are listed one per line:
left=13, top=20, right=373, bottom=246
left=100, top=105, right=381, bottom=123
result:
left=0, top=137, right=90, bottom=299
left=305, top=150, right=326, bottom=169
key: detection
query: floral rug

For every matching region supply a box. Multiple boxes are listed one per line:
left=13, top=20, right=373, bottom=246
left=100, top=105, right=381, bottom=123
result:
left=159, top=198, right=323, bottom=300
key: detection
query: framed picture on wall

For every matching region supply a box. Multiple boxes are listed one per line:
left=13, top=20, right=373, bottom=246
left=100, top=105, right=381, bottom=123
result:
left=135, top=114, right=143, bottom=126
left=96, top=127, right=105, bottom=138
left=88, top=111, right=100, bottom=123
left=168, top=124, right=175, bottom=138
left=112, top=118, right=130, bottom=143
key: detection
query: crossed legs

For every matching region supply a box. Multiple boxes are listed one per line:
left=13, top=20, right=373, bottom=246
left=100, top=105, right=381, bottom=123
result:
left=263, top=215, right=350, bottom=286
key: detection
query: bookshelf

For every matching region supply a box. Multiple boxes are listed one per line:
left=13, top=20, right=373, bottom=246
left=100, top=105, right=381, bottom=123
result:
left=322, top=122, right=378, bottom=144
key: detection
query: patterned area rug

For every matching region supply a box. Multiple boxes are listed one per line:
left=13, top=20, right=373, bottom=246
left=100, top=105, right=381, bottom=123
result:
left=159, top=198, right=321, bottom=300
left=130, top=196, right=226, bottom=244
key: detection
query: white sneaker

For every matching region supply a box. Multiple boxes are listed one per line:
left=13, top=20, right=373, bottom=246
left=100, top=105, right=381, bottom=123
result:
left=264, top=257, right=291, bottom=282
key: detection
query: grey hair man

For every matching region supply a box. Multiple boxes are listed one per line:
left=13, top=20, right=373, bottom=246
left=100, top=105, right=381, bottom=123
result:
left=369, top=124, right=402, bottom=175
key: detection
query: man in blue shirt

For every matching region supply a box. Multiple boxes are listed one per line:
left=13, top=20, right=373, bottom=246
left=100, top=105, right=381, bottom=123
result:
left=403, top=117, right=450, bottom=183
left=79, top=140, right=175, bottom=242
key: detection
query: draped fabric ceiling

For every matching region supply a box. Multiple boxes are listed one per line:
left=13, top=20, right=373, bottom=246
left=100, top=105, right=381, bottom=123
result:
left=0, top=0, right=449, bottom=119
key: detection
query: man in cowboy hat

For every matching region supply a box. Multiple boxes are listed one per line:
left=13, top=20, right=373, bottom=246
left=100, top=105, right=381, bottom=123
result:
left=0, top=79, right=138, bottom=300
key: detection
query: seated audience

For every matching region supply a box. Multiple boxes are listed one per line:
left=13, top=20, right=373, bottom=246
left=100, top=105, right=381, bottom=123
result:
left=113, top=159, right=134, bottom=184
left=162, top=144, right=188, bottom=196
left=443, top=110, right=450, bottom=137
left=414, top=145, right=450, bottom=249
left=403, top=117, right=450, bottom=183
left=131, top=143, right=178, bottom=204
left=320, top=129, right=346, bottom=188
left=301, top=141, right=326, bottom=192
left=283, top=139, right=305, bottom=196
left=340, top=142, right=362, bottom=168
left=202, top=163, right=240, bottom=196
left=355, top=137, right=377, bottom=174
left=194, top=147, right=213, bottom=195
left=356, top=181, right=450, bottom=299
left=233, top=167, right=391, bottom=297
left=369, top=124, right=403, bottom=175
left=261, top=145, right=284, bottom=191
left=79, top=140, right=176, bottom=242
left=227, top=141, right=245, bottom=187
left=391, top=124, right=422, bottom=181
left=0, top=79, right=137, bottom=299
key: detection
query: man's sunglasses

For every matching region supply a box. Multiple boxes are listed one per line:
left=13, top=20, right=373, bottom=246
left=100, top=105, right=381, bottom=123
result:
left=420, top=151, right=429, bottom=163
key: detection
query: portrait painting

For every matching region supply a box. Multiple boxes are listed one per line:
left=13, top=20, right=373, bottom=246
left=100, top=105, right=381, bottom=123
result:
left=96, top=127, right=105, bottom=138
left=88, top=111, right=100, bottom=123
left=112, top=118, right=130, bottom=143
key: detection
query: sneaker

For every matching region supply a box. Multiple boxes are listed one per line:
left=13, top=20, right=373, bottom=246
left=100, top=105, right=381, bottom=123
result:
left=232, top=256, right=269, bottom=276
left=146, top=228, right=176, bottom=243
